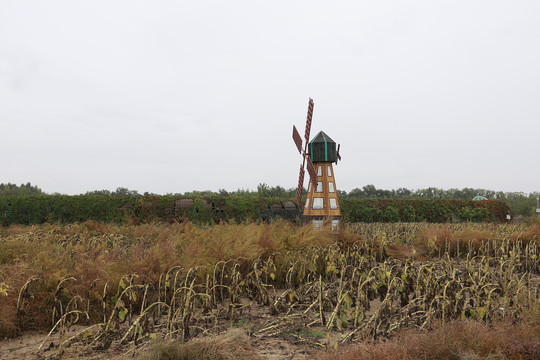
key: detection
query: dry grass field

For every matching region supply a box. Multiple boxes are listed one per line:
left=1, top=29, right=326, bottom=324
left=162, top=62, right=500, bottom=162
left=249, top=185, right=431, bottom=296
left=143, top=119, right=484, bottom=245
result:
left=0, top=220, right=539, bottom=359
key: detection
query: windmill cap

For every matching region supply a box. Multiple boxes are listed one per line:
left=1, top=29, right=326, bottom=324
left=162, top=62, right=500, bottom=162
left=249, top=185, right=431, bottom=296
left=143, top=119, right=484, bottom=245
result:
left=309, top=131, right=335, bottom=144
left=309, top=131, right=337, bottom=162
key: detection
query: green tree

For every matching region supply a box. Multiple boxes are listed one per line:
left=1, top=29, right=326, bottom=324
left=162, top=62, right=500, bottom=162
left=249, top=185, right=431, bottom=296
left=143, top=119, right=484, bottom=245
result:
left=84, top=189, right=112, bottom=195
left=0, top=182, right=44, bottom=195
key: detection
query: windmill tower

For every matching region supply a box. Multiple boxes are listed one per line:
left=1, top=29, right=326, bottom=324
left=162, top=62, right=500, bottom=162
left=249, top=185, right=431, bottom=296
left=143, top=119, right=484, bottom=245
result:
left=292, top=98, right=342, bottom=229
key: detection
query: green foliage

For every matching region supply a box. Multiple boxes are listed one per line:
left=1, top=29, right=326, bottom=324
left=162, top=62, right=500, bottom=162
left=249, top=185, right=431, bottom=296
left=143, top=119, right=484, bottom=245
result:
left=340, top=199, right=509, bottom=223
left=84, top=187, right=140, bottom=196
left=257, top=183, right=299, bottom=198
left=5, top=182, right=537, bottom=218
left=225, top=197, right=262, bottom=223
left=456, top=207, right=490, bottom=222
left=184, top=198, right=214, bottom=224
left=401, top=205, right=416, bottom=222
left=0, top=195, right=509, bottom=226
left=343, top=184, right=538, bottom=217
left=0, top=182, right=43, bottom=196
left=384, top=206, right=400, bottom=222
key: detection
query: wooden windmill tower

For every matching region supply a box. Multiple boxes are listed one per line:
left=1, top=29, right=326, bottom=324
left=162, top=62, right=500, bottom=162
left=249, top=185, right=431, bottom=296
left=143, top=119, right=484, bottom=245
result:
left=292, top=98, right=342, bottom=229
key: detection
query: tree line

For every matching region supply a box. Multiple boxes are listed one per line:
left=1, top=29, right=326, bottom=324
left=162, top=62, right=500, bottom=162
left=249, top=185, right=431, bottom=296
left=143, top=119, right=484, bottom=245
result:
left=179, top=184, right=539, bottom=216
left=2, top=182, right=539, bottom=217
left=0, top=183, right=44, bottom=196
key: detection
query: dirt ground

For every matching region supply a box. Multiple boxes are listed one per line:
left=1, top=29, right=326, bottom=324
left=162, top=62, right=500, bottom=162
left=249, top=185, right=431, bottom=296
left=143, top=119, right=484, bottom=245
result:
left=0, top=327, right=319, bottom=360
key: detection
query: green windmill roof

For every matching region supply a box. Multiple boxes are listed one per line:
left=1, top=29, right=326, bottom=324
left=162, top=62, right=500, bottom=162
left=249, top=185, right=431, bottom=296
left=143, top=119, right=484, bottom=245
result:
left=310, top=131, right=335, bottom=145
left=308, top=131, right=337, bottom=162
left=472, top=196, right=488, bottom=201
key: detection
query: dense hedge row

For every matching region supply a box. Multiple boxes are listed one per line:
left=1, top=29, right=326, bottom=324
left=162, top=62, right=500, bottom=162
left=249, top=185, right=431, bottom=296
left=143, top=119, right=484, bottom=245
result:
left=0, top=195, right=510, bottom=226
left=340, top=198, right=509, bottom=223
left=0, top=196, right=285, bottom=226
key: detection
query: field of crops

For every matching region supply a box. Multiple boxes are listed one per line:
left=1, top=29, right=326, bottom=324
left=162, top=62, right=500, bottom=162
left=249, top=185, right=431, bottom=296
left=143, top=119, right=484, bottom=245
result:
left=0, top=220, right=539, bottom=359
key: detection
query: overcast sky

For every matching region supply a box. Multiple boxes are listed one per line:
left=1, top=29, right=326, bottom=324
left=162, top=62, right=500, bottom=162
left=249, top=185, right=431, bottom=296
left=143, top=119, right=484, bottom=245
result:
left=1, top=1, right=539, bottom=195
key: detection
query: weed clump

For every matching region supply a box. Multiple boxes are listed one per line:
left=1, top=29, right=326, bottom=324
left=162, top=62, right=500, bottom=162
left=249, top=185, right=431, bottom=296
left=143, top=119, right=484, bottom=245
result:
left=138, top=329, right=261, bottom=360
left=316, top=320, right=540, bottom=360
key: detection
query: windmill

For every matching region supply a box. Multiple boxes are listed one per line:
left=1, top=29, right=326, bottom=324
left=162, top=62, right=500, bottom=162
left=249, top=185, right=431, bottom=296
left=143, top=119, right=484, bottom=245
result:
left=292, top=98, right=342, bottom=228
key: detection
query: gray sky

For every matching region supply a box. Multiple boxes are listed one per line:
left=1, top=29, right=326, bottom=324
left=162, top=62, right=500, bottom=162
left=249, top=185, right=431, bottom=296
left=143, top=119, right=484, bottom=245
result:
left=1, top=1, right=539, bottom=195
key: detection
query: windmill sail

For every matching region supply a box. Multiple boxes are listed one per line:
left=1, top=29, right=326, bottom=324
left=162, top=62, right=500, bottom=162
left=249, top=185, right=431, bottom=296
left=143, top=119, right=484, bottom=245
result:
left=292, top=125, right=303, bottom=154
left=292, top=98, right=315, bottom=206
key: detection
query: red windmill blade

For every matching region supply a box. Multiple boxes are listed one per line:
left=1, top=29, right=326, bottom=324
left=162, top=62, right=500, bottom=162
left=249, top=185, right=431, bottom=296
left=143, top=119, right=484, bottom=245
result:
left=336, top=144, right=342, bottom=162
left=296, top=166, right=304, bottom=207
left=292, top=125, right=303, bottom=154
left=305, top=156, right=317, bottom=186
left=292, top=98, right=317, bottom=206
left=304, top=99, right=313, bottom=144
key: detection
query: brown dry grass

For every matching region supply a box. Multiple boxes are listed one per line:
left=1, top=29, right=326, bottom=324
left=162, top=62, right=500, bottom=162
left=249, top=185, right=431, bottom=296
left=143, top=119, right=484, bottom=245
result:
left=384, top=243, right=432, bottom=261
left=510, top=218, right=540, bottom=245
left=410, top=221, right=539, bottom=259
left=1, top=220, right=537, bottom=341
left=137, top=329, right=262, bottom=360
left=316, top=318, right=540, bottom=360
left=414, top=224, right=497, bottom=256
left=0, top=220, right=343, bottom=337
